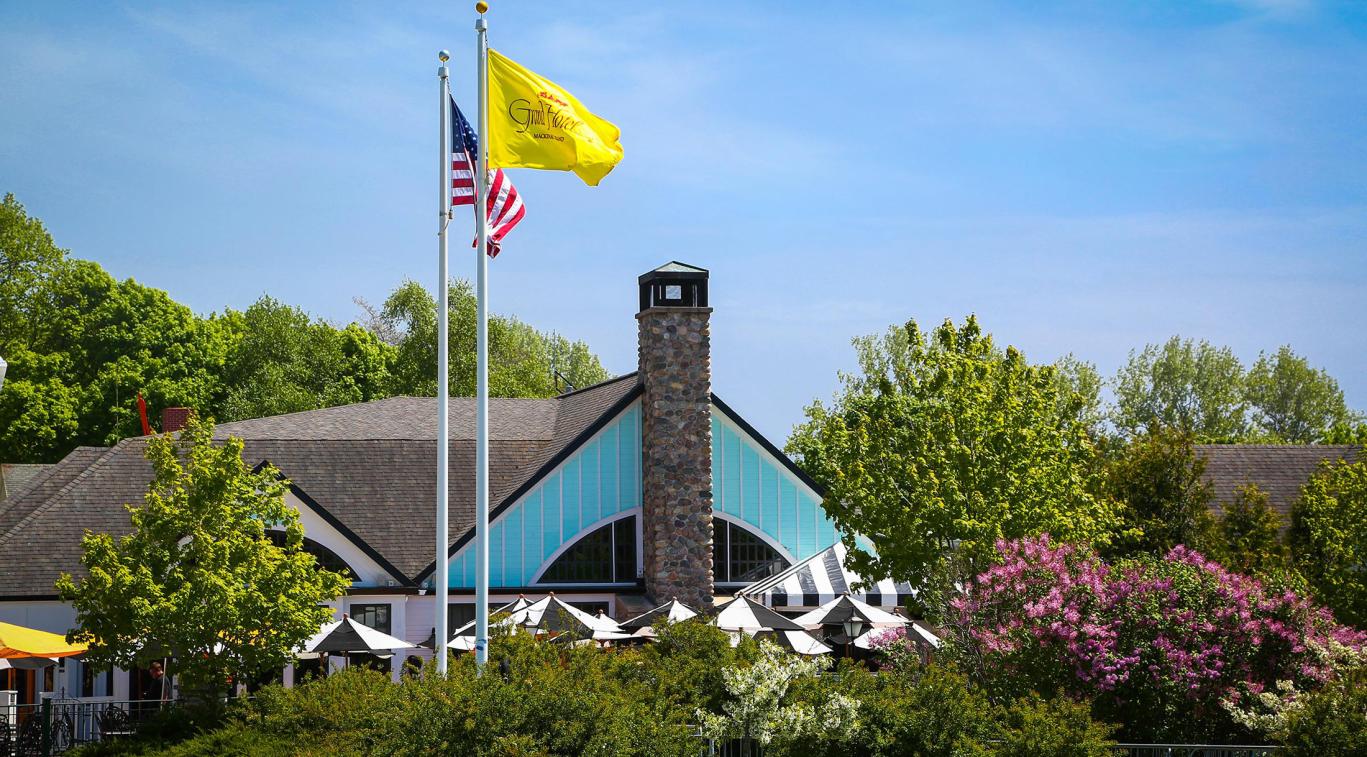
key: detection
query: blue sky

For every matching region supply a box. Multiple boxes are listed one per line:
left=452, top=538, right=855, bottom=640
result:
left=2, top=1, right=1365, bottom=444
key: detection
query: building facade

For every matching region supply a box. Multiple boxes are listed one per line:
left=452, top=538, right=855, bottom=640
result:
left=0, top=263, right=838, bottom=700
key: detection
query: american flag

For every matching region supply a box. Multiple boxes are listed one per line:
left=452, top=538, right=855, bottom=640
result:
left=450, top=97, right=524, bottom=257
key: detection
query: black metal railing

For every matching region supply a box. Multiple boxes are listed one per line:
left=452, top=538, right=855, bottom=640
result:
left=1112, top=746, right=1278, bottom=757
left=0, top=699, right=173, bottom=756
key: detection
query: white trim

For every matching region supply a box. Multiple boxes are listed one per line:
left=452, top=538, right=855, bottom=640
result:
left=528, top=508, right=641, bottom=585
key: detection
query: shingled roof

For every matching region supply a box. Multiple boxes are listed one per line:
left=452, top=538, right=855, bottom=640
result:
left=0, top=463, right=55, bottom=502
left=0, top=373, right=641, bottom=598
left=1196, top=444, right=1361, bottom=521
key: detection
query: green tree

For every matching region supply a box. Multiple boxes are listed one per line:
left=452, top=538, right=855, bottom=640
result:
left=1101, top=426, right=1217, bottom=558
left=1324, top=421, right=1367, bottom=445
left=1290, top=459, right=1367, bottom=627
left=217, top=296, right=396, bottom=421
left=0, top=193, right=66, bottom=356
left=0, top=255, right=230, bottom=461
left=1210, top=483, right=1290, bottom=576
left=988, top=693, right=1117, bottom=757
left=57, top=416, right=348, bottom=693
left=787, top=316, right=1119, bottom=595
left=1052, top=354, right=1105, bottom=439
left=1246, top=346, right=1356, bottom=443
left=1111, top=336, right=1248, bottom=441
left=381, top=279, right=610, bottom=398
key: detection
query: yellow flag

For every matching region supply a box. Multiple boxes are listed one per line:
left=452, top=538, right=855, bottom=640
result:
left=487, top=49, right=623, bottom=186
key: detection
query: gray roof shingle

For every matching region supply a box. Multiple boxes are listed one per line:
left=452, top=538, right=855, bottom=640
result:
left=1, top=464, right=56, bottom=502
left=1196, top=444, right=1361, bottom=521
left=0, top=374, right=640, bottom=597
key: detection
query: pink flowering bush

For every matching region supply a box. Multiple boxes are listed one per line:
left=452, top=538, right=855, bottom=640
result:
left=950, top=535, right=1366, bottom=741
left=865, top=626, right=918, bottom=672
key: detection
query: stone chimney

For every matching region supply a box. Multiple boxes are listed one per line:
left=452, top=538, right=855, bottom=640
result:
left=161, top=407, right=193, bottom=433
left=637, top=262, right=714, bottom=610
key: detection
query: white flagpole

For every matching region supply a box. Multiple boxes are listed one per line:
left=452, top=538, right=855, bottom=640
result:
left=473, top=9, right=491, bottom=671
left=435, top=50, right=452, bottom=676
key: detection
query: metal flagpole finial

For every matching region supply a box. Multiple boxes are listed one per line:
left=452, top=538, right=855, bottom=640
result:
left=438, top=50, right=450, bottom=62
left=475, top=1, right=489, bottom=14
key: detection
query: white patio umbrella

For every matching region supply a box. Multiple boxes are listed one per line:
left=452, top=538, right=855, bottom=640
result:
left=853, top=621, right=942, bottom=650
left=620, top=598, right=699, bottom=638
left=449, top=595, right=626, bottom=645
left=714, top=596, right=831, bottom=655
left=713, top=596, right=806, bottom=634
left=439, top=596, right=538, bottom=649
left=794, top=594, right=907, bottom=645
left=298, top=615, right=414, bottom=659
left=793, top=594, right=907, bottom=631
left=774, top=630, right=832, bottom=656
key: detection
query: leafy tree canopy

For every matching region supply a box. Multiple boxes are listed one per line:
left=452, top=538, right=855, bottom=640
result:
left=57, top=416, right=349, bottom=692
left=1100, top=425, right=1217, bottom=559
left=1210, top=483, right=1291, bottom=578
left=1112, top=336, right=1249, bottom=441
left=1111, top=337, right=1358, bottom=443
left=787, top=316, right=1120, bottom=596
left=379, top=279, right=609, bottom=399
left=1291, top=459, right=1367, bottom=628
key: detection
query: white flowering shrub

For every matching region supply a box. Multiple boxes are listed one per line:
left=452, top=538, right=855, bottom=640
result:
left=697, top=640, right=860, bottom=748
left=1219, top=639, right=1365, bottom=740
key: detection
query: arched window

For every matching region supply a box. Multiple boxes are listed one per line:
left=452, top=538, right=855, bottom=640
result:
left=714, top=520, right=788, bottom=584
left=266, top=531, right=355, bottom=579
left=541, top=516, right=637, bottom=584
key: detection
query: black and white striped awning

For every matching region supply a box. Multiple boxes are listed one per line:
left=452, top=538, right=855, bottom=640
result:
left=741, top=542, right=917, bottom=610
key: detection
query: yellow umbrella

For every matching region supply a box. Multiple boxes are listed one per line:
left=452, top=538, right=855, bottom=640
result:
left=0, top=620, right=87, bottom=659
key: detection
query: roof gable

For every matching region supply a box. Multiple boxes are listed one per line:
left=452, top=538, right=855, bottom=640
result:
left=0, top=374, right=643, bottom=594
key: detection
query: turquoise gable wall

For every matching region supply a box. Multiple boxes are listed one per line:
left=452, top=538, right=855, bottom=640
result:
left=447, top=401, right=836, bottom=588
left=448, top=404, right=642, bottom=588
left=710, top=411, right=837, bottom=567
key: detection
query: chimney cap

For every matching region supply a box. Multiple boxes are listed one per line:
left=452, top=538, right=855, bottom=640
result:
left=638, top=261, right=708, bottom=284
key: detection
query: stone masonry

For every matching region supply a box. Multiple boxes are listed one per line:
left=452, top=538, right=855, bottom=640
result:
left=638, top=306, right=715, bottom=611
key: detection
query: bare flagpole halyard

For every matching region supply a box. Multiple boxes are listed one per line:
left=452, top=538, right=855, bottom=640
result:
left=435, top=49, right=452, bottom=676
left=473, top=6, right=492, bottom=671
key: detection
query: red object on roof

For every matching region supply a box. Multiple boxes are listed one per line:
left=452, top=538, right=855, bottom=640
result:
left=137, top=393, right=152, bottom=436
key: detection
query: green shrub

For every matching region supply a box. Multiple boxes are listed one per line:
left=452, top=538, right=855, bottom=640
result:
left=856, top=664, right=996, bottom=757
left=638, top=618, right=755, bottom=714
left=1281, top=666, right=1367, bottom=757
left=987, top=693, right=1116, bottom=757
left=377, top=639, right=698, bottom=757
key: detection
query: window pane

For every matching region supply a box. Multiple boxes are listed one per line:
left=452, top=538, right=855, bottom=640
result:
left=543, top=517, right=636, bottom=584
left=267, top=532, right=355, bottom=580
left=350, top=603, right=391, bottom=634
left=614, top=518, right=636, bottom=583
left=723, top=523, right=788, bottom=583
left=714, top=521, right=730, bottom=583
left=448, top=604, right=502, bottom=630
